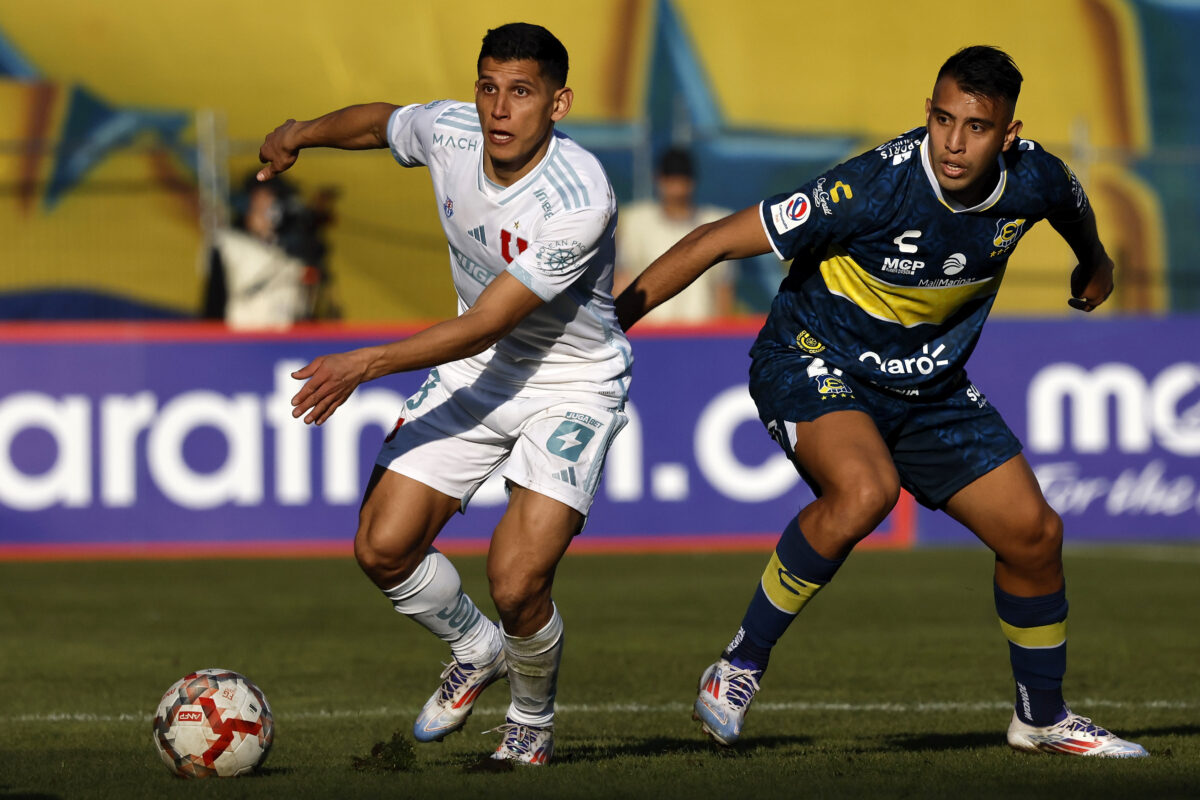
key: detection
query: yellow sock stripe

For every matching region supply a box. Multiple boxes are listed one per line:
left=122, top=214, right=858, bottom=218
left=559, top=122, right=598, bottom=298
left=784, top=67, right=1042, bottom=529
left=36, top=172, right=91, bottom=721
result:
left=999, top=619, right=1067, bottom=649
left=760, top=551, right=825, bottom=615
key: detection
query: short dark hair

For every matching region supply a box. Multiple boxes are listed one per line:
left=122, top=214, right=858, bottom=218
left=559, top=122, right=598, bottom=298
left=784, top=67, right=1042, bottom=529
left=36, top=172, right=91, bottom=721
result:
left=937, top=45, right=1023, bottom=107
left=658, top=147, right=694, bottom=178
left=478, top=23, right=569, bottom=88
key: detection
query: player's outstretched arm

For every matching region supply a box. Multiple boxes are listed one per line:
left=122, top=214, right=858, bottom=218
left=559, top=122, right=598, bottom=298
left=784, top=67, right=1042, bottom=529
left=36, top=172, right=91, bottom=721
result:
left=257, top=102, right=400, bottom=181
left=289, top=273, right=544, bottom=425
left=1050, top=206, right=1114, bottom=312
left=615, top=205, right=770, bottom=332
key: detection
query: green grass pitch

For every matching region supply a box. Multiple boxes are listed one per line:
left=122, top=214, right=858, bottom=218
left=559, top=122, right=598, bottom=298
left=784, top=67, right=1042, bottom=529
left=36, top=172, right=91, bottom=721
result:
left=1, top=545, right=1198, bottom=799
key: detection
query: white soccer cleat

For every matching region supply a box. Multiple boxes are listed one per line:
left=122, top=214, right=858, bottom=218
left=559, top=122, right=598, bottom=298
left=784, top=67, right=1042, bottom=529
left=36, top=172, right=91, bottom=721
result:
left=412, top=646, right=507, bottom=743
left=693, top=658, right=762, bottom=746
left=487, top=719, right=554, bottom=765
left=1007, top=709, right=1149, bottom=757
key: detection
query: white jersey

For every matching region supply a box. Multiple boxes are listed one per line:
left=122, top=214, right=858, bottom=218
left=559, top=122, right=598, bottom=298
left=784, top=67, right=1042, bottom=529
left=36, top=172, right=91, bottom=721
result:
left=387, top=101, right=632, bottom=406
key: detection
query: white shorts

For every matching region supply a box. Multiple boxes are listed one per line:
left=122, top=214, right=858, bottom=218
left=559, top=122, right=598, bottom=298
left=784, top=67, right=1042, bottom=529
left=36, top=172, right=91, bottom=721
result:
left=376, top=368, right=628, bottom=516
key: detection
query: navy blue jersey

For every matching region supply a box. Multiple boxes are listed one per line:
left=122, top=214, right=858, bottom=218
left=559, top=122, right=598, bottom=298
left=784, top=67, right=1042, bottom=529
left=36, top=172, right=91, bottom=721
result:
left=755, top=127, right=1088, bottom=395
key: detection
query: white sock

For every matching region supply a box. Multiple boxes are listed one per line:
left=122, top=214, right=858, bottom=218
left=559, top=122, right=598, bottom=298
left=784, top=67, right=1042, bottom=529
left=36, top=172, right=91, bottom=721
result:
left=382, top=550, right=500, bottom=665
left=501, top=603, right=563, bottom=728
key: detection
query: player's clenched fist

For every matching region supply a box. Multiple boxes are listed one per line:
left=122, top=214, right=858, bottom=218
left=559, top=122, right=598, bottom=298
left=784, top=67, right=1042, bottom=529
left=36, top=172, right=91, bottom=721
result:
left=257, top=119, right=302, bottom=182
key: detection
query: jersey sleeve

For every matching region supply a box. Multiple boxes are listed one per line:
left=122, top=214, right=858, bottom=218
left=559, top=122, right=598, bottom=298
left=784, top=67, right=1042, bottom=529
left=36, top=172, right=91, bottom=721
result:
left=386, top=100, right=456, bottom=168
left=506, top=207, right=612, bottom=302
left=758, top=160, right=870, bottom=262
left=1043, top=154, right=1091, bottom=224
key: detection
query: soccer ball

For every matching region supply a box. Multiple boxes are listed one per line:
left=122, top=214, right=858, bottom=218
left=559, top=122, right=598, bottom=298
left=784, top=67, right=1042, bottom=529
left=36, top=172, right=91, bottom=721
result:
left=152, top=668, right=274, bottom=778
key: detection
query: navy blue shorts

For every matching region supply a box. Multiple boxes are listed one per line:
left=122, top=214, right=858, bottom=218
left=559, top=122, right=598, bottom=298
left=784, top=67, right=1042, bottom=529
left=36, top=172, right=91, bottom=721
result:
left=749, top=346, right=1022, bottom=509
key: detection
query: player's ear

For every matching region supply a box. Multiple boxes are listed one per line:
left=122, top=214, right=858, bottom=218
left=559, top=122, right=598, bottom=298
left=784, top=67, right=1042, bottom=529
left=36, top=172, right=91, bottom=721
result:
left=1002, top=118, right=1023, bottom=151
left=551, top=87, right=573, bottom=122
left=924, top=96, right=932, bottom=124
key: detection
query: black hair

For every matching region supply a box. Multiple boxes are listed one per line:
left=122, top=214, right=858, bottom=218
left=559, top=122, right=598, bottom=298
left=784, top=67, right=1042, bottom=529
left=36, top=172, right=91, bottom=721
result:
left=478, top=23, right=569, bottom=88
left=657, top=146, right=694, bottom=178
left=937, top=46, right=1023, bottom=107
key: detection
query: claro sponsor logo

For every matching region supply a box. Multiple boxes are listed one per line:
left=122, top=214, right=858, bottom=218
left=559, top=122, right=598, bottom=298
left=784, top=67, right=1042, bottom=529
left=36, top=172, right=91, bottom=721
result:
left=1027, top=362, right=1200, bottom=455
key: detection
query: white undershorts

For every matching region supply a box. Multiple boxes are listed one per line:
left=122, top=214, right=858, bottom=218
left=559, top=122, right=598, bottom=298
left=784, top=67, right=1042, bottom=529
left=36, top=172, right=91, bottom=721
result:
left=376, top=367, right=627, bottom=516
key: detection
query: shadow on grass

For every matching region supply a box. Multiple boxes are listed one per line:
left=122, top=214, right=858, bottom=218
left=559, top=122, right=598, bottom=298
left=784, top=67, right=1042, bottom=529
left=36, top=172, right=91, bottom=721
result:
left=553, top=734, right=812, bottom=765
left=882, top=730, right=1002, bottom=753
left=882, top=722, right=1200, bottom=757
left=1125, top=722, right=1200, bottom=741
left=254, top=765, right=299, bottom=777
left=441, top=734, right=814, bottom=771
left=0, top=789, right=62, bottom=800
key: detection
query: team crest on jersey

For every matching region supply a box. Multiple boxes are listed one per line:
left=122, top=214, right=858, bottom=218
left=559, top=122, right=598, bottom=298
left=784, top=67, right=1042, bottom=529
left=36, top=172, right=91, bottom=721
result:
left=794, top=330, right=826, bottom=354
left=992, top=218, right=1027, bottom=250
left=500, top=228, right=529, bottom=264
left=770, top=192, right=811, bottom=234
left=814, top=374, right=853, bottom=397
left=443, top=196, right=454, bottom=218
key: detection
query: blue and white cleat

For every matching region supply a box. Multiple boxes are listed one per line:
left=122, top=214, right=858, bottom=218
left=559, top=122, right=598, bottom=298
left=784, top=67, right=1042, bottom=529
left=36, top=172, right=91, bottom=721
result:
left=693, top=658, right=762, bottom=745
left=487, top=719, right=554, bottom=765
left=1007, top=709, right=1149, bottom=757
left=412, top=646, right=507, bottom=743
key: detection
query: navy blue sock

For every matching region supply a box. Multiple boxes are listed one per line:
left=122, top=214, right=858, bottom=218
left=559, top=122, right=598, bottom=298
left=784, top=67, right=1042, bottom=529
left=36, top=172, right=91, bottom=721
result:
left=994, top=583, right=1069, bottom=725
left=725, top=517, right=845, bottom=673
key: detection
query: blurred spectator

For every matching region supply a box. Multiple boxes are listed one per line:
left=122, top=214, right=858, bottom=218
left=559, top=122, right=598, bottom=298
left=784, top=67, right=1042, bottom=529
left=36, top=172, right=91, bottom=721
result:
left=201, top=172, right=339, bottom=328
left=619, top=147, right=752, bottom=324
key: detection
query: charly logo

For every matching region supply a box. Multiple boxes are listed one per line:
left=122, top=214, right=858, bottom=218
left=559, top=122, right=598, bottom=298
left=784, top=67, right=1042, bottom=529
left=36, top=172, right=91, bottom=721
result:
left=795, top=330, right=825, bottom=354
left=893, top=230, right=922, bottom=254
left=942, top=253, right=967, bottom=275
left=777, top=566, right=815, bottom=596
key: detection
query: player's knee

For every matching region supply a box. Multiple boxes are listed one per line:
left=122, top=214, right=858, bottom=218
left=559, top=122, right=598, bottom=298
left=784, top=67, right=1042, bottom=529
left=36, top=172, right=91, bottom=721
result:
left=488, top=570, right=549, bottom=621
left=1024, top=504, right=1064, bottom=557
left=1002, top=502, right=1063, bottom=571
left=353, top=522, right=424, bottom=587
left=830, top=476, right=901, bottom=533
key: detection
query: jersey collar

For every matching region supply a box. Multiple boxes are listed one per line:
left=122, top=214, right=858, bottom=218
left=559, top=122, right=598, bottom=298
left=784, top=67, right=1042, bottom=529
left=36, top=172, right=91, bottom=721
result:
left=919, top=134, right=1006, bottom=213
left=476, top=131, right=562, bottom=206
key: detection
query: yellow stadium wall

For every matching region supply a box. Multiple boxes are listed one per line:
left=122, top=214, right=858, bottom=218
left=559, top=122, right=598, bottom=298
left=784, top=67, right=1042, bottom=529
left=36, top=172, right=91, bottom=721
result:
left=0, top=0, right=1169, bottom=320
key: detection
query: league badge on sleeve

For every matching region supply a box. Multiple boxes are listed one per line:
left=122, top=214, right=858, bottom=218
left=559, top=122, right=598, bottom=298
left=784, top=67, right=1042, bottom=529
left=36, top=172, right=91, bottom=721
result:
left=771, top=192, right=811, bottom=235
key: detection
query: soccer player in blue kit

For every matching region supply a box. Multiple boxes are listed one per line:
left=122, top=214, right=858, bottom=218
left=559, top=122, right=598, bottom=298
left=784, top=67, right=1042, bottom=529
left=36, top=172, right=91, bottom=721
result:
left=616, top=46, right=1147, bottom=757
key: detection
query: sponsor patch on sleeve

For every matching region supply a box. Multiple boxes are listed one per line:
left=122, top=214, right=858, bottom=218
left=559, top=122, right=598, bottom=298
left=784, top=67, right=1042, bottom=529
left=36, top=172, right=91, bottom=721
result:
left=770, top=192, right=811, bottom=235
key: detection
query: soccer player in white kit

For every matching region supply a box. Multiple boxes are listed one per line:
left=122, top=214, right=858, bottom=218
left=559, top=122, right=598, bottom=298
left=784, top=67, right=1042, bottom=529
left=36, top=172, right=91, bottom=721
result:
left=257, top=23, right=631, bottom=766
